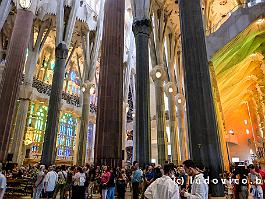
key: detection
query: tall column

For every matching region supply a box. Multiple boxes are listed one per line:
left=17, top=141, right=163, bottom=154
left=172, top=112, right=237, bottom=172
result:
left=150, top=65, right=167, bottom=164
left=0, top=9, right=33, bottom=162
left=94, top=0, right=124, bottom=168
left=11, top=85, right=33, bottom=165
left=77, top=81, right=93, bottom=165
left=132, top=19, right=152, bottom=167
left=165, top=83, right=181, bottom=164
left=179, top=0, right=224, bottom=196
left=176, top=93, right=189, bottom=161
left=0, top=0, right=12, bottom=32
left=41, top=43, right=68, bottom=166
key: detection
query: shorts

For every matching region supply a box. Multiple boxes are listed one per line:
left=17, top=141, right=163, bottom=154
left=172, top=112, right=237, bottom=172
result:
left=43, top=191, right=54, bottom=198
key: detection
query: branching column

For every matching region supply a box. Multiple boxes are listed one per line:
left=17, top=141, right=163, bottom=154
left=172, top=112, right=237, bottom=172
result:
left=179, top=0, right=224, bottom=196
left=41, top=43, right=68, bottom=166
left=94, top=0, right=124, bottom=168
left=132, top=19, right=151, bottom=166
left=165, top=82, right=180, bottom=164
left=150, top=65, right=167, bottom=164
left=77, top=81, right=94, bottom=165
left=0, top=9, right=33, bottom=161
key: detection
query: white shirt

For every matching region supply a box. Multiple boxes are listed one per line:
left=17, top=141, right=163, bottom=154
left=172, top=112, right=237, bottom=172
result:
left=184, top=173, right=208, bottom=199
left=144, top=175, right=179, bottom=199
left=73, top=172, right=86, bottom=186
left=58, top=171, right=67, bottom=184
left=44, top=171, right=58, bottom=192
left=0, top=172, right=7, bottom=199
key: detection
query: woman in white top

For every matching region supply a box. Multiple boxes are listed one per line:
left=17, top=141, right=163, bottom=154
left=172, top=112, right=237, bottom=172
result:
left=72, top=167, right=86, bottom=199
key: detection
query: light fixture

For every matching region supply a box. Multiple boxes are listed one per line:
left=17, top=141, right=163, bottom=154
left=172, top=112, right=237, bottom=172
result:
left=177, top=98, right=182, bottom=104
left=229, top=130, right=234, bottom=134
left=168, top=87, right=173, bottom=93
left=244, top=120, right=248, bottom=125
left=155, top=71, right=162, bottom=79
left=132, top=113, right=135, bottom=118
left=126, top=106, right=129, bottom=113
left=246, top=129, right=250, bottom=135
left=81, top=87, right=86, bottom=92
left=90, top=86, right=95, bottom=95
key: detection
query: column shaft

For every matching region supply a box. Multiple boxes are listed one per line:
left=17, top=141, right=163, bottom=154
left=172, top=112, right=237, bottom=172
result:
left=132, top=20, right=151, bottom=167
left=168, top=95, right=180, bottom=164
left=179, top=0, right=224, bottom=196
left=41, top=43, right=68, bottom=166
left=77, top=88, right=90, bottom=165
left=94, top=0, right=124, bottom=168
left=154, top=81, right=167, bottom=164
left=0, top=9, right=33, bottom=161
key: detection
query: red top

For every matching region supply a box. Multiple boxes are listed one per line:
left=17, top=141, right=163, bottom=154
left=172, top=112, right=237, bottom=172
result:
left=101, top=171, right=111, bottom=184
left=256, top=169, right=265, bottom=189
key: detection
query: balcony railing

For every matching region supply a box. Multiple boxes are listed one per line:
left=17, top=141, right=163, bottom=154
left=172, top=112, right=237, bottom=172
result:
left=20, top=75, right=97, bottom=113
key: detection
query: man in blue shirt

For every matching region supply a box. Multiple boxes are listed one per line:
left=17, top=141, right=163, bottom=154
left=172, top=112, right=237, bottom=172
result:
left=132, top=161, right=143, bottom=199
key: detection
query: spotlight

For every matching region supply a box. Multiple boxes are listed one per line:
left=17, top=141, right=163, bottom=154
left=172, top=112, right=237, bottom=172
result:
left=155, top=71, right=162, bottom=79
left=81, top=87, right=86, bottom=92
left=168, top=87, right=173, bottom=93
left=177, top=98, right=182, bottom=104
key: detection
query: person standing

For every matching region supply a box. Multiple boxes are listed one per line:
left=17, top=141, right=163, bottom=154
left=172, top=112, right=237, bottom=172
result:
left=249, top=164, right=263, bottom=199
left=100, top=166, right=111, bottom=199
left=53, top=165, right=67, bottom=199
left=0, top=163, right=6, bottom=199
left=44, top=165, right=58, bottom=199
left=180, top=160, right=208, bottom=199
left=144, top=164, right=179, bottom=199
left=132, top=161, right=143, bottom=199
left=254, top=160, right=265, bottom=199
left=72, top=167, right=86, bottom=199
left=116, top=169, right=127, bottom=199
left=107, top=168, right=116, bottom=199
left=144, top=166, right=155, bottom=191
left=32, top=165, right=46, bottom=199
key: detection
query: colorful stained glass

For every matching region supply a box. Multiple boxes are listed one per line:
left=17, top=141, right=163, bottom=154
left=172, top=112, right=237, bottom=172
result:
left=57, top=113, right=77, bottom=158
left=24, top=101, right=78, bottom=159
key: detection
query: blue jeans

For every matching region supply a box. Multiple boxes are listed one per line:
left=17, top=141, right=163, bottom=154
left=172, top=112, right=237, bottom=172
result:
left=107, top=187, right=115, bottom=199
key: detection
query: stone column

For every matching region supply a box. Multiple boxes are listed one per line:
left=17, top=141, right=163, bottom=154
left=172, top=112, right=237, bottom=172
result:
left=165, top=82, right=180, bottom=164
left=0, top=9, right=33, bottom=162
left=122, top=102, right=129, bottom=165
left=150, top=65, right=167, bottom=164
left=94, top=0, right=124, bottom=168
left=40, top=43, right=68, bottom=166
left=0, top=0, right=12, bottom=32
left=176, top=93, right=189, bottom=161
left=77, top=81, right=94, bottom=165
left=179, top=0, right=224, bottom=196
left=132, top=19, right=151, bottom=167
left=11, top=85, right=33, bottom=165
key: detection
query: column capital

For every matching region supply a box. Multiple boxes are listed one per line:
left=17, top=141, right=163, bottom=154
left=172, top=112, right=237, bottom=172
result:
left=55, top=42, right=69, bottom=59
left=16, top=0, right=37, bottom=14
left=18, top=84, right=33, bottom=100
left=176, top=93, right=185, bottom=106
left=164, top=82, right=177, bottom=96
left=150, top=65, right=167, bottom=83
left=132, top=19, right=152, bottom=36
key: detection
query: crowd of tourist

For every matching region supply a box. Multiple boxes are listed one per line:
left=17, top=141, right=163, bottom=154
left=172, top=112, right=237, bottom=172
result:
left=0, top=159, right=265, bottom=199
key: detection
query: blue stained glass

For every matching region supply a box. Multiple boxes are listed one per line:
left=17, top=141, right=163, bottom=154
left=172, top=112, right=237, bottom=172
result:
left=70, top=71, right=76, bottom=81
left=65, top=149, right=70, bottom=157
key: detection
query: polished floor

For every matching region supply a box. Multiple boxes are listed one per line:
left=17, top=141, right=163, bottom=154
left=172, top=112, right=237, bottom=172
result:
left=4, top=189, right=133, bottom=199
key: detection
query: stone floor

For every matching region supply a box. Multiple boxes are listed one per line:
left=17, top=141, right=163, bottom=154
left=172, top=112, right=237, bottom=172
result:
left=4, top=189, right=133, bottom=199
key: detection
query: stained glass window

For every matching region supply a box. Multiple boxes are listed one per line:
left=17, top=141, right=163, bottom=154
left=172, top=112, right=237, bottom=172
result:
left=57, top=113, right=77, bottom=158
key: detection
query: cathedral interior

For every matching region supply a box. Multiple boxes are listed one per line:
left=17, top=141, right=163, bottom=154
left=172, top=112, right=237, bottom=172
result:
left=1, top=0, right=265, bottom=193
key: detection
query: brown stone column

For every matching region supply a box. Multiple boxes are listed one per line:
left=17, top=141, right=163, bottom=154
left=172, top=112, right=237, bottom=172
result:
left=0, top=9, right=33, bottom=161
left=94, top=0, right=124, bottom=168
